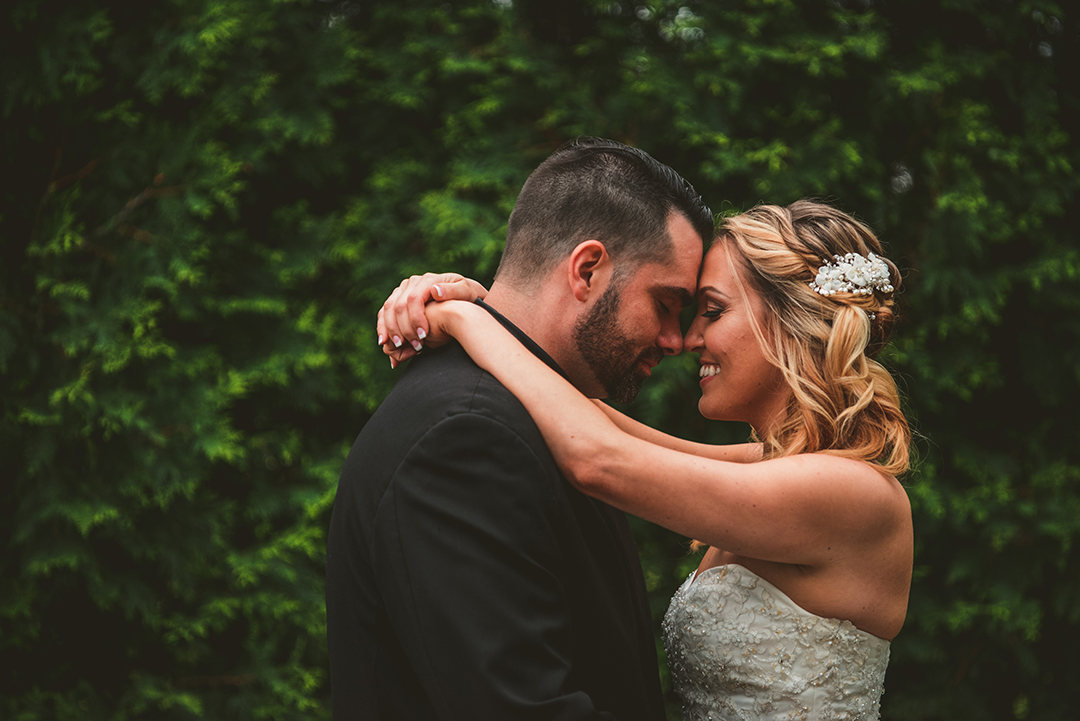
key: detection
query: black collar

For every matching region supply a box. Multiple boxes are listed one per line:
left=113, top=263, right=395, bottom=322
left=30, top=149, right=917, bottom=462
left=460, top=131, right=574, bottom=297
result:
left=474, top=299, right=570, bottom=383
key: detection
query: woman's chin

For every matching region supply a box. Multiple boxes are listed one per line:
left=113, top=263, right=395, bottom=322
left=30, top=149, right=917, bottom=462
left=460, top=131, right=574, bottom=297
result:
left=697, top=397, right=721, bottom=421
left=697, top=398, right=745, bottom=425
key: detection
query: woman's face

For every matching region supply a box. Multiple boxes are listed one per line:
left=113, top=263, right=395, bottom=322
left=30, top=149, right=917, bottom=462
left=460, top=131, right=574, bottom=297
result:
left=685, top=243, right=791, bottom=433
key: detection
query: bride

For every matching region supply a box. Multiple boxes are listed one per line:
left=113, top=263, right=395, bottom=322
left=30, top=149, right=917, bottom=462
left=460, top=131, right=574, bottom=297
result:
left=379, top=200, right=912, bottom=720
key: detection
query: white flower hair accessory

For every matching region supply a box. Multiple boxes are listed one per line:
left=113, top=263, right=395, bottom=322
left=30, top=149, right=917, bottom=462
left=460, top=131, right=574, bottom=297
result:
left=809, top=252, right=895, bottom=297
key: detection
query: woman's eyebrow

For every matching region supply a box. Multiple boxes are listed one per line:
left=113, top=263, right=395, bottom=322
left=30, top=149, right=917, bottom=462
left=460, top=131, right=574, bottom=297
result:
left=696, top=285, right=729, bottom=300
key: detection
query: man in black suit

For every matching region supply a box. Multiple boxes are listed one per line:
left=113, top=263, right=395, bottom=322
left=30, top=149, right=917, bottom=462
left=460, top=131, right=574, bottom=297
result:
left=326, top=137, right=713, bottom=720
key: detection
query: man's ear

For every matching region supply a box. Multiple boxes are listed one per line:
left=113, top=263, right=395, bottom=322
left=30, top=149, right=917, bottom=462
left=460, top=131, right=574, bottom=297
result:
left=566, top=240, right=613, bottom=302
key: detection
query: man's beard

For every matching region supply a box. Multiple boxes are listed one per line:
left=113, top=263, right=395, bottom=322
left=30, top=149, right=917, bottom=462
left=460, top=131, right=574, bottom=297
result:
left=572, top=283, right=665, bottom=404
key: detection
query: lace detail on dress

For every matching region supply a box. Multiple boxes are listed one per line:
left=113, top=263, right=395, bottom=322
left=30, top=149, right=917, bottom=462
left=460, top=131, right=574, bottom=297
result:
left=661, top=565, right=890, bottom=721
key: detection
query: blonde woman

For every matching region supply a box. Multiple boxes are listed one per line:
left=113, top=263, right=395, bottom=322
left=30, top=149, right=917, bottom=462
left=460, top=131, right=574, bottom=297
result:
left=379, top=200, right=912, bottom=720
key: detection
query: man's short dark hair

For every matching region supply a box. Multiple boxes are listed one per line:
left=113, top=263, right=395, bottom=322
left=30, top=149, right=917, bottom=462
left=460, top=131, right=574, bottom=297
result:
left=495, top=137, right=714, bottom=286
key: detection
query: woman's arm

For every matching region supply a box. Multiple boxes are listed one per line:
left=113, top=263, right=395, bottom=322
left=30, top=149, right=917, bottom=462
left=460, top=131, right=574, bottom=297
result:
left=378, top=274, right=755, bottom=464
left=431, top=301, right=907, bottom=567
left=591, top=401, right=762, bottom=463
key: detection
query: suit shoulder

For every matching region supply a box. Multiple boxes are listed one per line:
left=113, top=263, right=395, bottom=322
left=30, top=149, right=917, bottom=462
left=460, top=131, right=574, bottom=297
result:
left=351, top=344, right=546, bottom=471
left=390, top=344, right=535, bottom=427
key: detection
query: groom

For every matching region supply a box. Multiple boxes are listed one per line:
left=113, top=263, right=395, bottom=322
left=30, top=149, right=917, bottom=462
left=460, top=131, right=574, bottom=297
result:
left=326, top=137, right=712, bottom=720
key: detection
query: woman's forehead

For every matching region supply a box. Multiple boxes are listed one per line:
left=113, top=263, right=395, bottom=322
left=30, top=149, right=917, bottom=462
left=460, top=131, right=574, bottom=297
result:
left=697, top=243, right=768, bottom=311
left=699, top=244, right=741, bottom=287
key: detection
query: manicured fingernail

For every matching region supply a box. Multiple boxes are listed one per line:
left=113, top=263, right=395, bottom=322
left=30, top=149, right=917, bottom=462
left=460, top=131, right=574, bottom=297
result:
left=390, top=357, right=397, bottom=369
left=417, top=327, right=427, bottom=340
left=411, top=339, right=423, bottom=352
left=392, top=336, right=402, bottom=348
left=433, top=284, right=444, bottom=298
left=378, top=334, right=386, bottom=346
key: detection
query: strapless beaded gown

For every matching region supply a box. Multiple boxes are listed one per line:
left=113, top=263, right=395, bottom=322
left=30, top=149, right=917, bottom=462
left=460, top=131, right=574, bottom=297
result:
left=662, top=565, right=890, bottom=721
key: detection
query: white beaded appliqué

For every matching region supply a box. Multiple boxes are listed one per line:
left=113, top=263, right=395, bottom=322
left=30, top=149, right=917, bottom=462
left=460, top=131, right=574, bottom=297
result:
left=661, top=565, right=891, bottom=721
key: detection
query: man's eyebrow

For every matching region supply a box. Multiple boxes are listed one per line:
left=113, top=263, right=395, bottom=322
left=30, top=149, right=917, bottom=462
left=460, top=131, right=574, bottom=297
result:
left=658, top=285, right=695, bottom=308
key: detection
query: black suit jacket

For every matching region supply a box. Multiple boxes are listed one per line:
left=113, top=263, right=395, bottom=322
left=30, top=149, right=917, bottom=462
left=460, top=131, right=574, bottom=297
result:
left=326, top=303, right=664, bottom=720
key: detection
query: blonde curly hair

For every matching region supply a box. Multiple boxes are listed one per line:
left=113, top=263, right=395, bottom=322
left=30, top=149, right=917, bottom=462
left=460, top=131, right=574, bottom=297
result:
left=717, top=200, right=910, bottom=476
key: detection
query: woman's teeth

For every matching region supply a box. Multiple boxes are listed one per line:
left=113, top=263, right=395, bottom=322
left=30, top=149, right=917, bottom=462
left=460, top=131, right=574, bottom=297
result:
left=699, top=364, right=720, bottom=378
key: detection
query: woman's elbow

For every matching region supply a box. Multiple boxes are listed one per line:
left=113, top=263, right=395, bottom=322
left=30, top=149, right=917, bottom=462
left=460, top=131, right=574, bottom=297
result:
left=556, top=434, right=620, bottom=497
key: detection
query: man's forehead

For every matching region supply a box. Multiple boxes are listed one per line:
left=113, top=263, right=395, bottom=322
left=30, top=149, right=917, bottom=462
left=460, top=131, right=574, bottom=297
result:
left=629, top=235, right=700, bottom=302
left=652, top=283, right=695, bottom=307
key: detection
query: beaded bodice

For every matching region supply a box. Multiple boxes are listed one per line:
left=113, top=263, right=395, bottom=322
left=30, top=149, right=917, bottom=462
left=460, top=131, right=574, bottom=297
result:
left=662, top=565, right=890, bottom=721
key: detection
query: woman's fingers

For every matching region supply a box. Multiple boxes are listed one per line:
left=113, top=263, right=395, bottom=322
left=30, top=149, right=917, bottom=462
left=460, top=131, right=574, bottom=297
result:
left=378, top=284, right=408, bottom=351
left=379, top=283, right=416, bottom=359
left=378, top=273, right=487, bottom=362
left=391, top=274, right=440, bottom=352
left=436, top=277, right=489, bottom=304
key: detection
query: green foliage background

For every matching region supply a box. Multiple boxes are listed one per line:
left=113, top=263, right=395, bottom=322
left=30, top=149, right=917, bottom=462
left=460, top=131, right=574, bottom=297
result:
left=2, top=0, right=1076, bottom=718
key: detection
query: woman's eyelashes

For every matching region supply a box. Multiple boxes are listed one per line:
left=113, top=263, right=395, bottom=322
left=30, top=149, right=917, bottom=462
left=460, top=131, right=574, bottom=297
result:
left=701, top=304, right=726, bottom=319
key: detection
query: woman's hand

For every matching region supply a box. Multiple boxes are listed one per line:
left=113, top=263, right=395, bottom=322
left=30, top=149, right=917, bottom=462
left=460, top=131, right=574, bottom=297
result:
left=377, top=273, right=488, bottom=366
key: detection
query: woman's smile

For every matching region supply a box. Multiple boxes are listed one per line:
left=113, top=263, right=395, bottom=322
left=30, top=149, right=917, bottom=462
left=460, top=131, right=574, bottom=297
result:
left=699, top=363, right=721, bottom=382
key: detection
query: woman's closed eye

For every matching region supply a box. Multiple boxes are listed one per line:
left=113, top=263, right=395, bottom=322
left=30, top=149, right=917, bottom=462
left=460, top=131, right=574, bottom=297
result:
left=701, top=305, right=726, bottom=319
